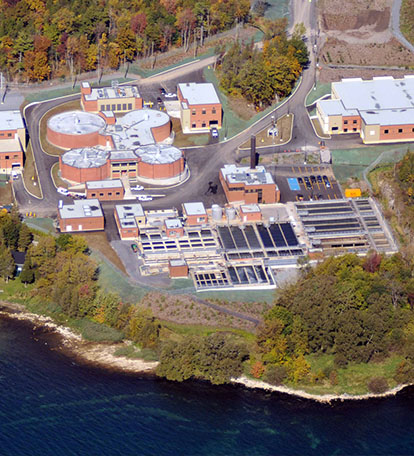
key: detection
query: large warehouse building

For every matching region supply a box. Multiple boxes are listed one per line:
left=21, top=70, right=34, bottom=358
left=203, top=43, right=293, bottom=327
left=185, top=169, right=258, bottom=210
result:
left=317, top=76, right=414, bottom=144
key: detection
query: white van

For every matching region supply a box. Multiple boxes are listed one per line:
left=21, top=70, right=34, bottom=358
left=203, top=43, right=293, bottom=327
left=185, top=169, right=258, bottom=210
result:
left=57, top=187, right=69, bottom=196
left=58, top=200, right=64, bottom=209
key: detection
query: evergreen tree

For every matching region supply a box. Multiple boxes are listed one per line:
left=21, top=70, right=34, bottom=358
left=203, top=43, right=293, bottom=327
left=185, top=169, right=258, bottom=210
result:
left=18, top=224, right=32, bottom=252
left=0, top=247, right=15, bottom=282
left=20, top=254, right=34, bottom=286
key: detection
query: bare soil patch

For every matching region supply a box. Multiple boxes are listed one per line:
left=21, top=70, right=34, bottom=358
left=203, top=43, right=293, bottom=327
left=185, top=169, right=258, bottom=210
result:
left=228, top=96, right=258, bottom=121
left=321, top=37, right=414, bottom=67
left=319, top=66, right=414, bottom=83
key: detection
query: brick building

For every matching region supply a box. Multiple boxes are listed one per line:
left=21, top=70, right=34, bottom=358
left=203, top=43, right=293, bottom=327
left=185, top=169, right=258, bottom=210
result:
left=317, top=76, right=414, bottom=144
left=182, top=202, right=207, bottom=225
left=58, top=199, right=104, bottom=232
left=240, top=204, right=262, bottom=222
left=219, top=164, right=280, bottom=204
left=0, top=111, right=25, bottom=173
left=86, top=179, right=124, bottom=201
left=80, top=81, right=143, bottom=114
left=114, top=203, right=145, bottom=240
left=168, top=259, right=188, bottom=278
left=165, top=218, right=184, bottom=238
left=177, top=82, right=222, bottom=133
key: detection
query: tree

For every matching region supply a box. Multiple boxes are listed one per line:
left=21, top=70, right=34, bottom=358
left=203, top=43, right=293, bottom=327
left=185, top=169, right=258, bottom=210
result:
left=20, top=254, right=34, bottom=286
left=0, top=246, right=15, bottom=282
left=128, top=308, right=160, bottom=348
left=18, top=224, right=32, bottom=252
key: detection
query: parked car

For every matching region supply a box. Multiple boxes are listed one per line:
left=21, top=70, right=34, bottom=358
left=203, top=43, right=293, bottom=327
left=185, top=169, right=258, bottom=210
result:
left=57, top=187, right=69, bottom=196
left=297, top=194, right=304, bottom=201
left=164, top=92, right=176, bottom=98
left=131, top=243, right=138, bottom=253
left=137, top=195, right=153, bottom=202
left=210, top=127, right=219, bottom=138
left=317, top=175, right=322, bottom=183
left=310, top=175, right=316, bottom=183
left=323, top=175, right=331, bottom=188
left=131, top=185, right=144, bottom=191
left=298, top=177, right=303, bottom=184
left=159, top=87, right=166, bottom=95
left=156, top=97, right=162, bottom=104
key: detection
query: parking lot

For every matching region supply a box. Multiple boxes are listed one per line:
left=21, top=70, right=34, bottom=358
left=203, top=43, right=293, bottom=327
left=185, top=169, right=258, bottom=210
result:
left=271, top=165, right=343, bottom=203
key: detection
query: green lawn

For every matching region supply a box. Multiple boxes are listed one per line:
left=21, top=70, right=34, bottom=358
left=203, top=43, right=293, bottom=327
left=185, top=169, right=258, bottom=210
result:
left=305, top=82, right=331, bottom=107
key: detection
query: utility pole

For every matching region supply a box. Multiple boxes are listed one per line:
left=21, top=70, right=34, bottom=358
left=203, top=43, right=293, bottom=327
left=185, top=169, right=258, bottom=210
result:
left=1, top=73, right=5, bottom=104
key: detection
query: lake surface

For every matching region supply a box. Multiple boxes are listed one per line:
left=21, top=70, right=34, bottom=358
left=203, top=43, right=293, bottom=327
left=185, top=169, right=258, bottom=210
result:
left=1, top=316, right=414, bottom=456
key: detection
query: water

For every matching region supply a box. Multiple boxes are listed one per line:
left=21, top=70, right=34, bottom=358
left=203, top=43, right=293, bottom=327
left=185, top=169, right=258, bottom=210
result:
left=1, top=317, right=414, bottom=456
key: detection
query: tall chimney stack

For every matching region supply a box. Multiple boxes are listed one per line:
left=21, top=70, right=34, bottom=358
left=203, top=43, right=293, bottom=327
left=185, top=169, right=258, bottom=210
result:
left=250, top=135, right=256, bottom=169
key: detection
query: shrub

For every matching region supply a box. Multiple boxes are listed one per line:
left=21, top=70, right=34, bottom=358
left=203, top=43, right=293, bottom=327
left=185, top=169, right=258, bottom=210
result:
left=251, top=361, right=265, bottom=379
left=329, top=370, right=339, bottom=386
left=367, top=377, right=389, bottom=394
left=334, top=353, right=348, bottom=369
left=394, top=360, right=414, bottom=384
left=263, top=365, right=288, bottom=386
left=73, top=319, right=124, bottom=342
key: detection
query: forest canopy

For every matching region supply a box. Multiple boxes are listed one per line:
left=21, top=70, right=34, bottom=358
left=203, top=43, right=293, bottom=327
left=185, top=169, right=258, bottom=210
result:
left=0, top=0, right=251, bottom=81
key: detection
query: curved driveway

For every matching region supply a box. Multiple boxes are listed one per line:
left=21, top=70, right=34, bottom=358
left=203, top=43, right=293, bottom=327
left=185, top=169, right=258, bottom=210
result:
left=18, top=0, right=319, bottom=215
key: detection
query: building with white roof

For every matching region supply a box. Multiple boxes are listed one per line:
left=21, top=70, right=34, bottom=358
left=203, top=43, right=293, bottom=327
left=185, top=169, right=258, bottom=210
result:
left=177, top=82, right=222, bottom=133
left=219, top=164, right=280, bottom=204
left=182, top=202, right=208, bottom=225
left=86, top=179, right=124, bottom=201
left=0, top=110, right=25, bottom=173
left=57, top=199, right=104, bottom=232
left=80, top=81, right=143, bottom=114
left=316, top=76, right=414, bottom=143
left=114, top=203, right=145, bottom=239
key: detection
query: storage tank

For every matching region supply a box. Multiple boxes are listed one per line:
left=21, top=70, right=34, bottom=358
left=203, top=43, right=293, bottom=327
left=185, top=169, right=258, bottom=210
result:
left=211, top=204, right=222, bottom=221
left=225, top=207, right=236, bottom=222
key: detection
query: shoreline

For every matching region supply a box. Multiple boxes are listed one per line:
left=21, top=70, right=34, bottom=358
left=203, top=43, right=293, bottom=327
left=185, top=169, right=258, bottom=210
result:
left=0, top=301, right=410, bottom=403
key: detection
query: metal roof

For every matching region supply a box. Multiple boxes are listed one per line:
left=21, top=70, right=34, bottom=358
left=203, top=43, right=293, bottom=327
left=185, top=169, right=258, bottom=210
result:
left=61, top=147, right=109, bottom=168
left=0, top=110, right=24, bottom=131
left=59, top=199, right=103, bottom=219
left=178, top=82, right=220, bottom=106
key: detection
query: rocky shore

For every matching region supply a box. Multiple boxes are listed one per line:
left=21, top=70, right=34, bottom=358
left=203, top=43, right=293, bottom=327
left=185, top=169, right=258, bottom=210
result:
left=0, top=301, right=409, bottom=402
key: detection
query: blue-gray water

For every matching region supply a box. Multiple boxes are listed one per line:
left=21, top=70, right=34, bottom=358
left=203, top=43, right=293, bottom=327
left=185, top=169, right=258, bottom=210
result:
left=1, top=316, right=414, bottom=456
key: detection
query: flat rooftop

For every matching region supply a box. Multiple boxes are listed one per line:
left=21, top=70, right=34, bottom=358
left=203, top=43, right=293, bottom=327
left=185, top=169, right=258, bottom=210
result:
left=115, top=203, right=144, bottom=229
left=0, top=138, right=22, bottom=153
left=221, top=164, right=275, bottom=186
left=107, top=109, right=170, bottom=148
left=0, top=110, right=24, bottom=131
left=84, top=84, right=141, bottom=102
left=240, top=204, right=261, bottom=213
left=183, top=202, right=206, bottom=216
left=178, top=82, right=220, bottom=106
left=86, top=179, right=123, bottom=189
left=59, top=199, right=103, bottom=219
left=327, top=76, right=414, bottom=126
left=165, top=218, right=183, bottom=229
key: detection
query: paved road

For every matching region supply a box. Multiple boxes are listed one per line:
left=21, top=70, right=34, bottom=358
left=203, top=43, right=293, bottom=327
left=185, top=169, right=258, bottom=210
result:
left=391, top=0, right=414, bottom=54
left=17, top=0, right=320, bottom=216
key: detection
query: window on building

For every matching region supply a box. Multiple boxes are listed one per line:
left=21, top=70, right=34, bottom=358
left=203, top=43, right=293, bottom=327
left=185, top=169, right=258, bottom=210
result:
left=13, top=155, right=18, bottom=158
left=192, top=109, right=196, bottom=115
left=344, top=128, right=348, bottom=132
left=192, top=123, right=196, bottom=128
left=99, top=193, right=104, bottom=196
left=112, top=163, right=120, bottom=167
left=412, top=128, right=414, bottom=133
left=212, top=108, right=216, bottom=114
left=111, top=104, right=116, bottom=110
left=202, top=109, right=206, bottom=115
left=7, top=133, right=11, bottom=137
left=344, top=120, right=348, bottom=125
left=332, top=127, right=338, bottom=131
left=108, top=192, right=112, bottom=196
left=116, top=192, right=120, bottom=195
left=128, top=103, right=132, bottom=110
left=5, top=155, right=9, bottom=159
left=117, top=104, right=121, bottom=110
left=202, top=123, right=206, bottom=128
left=257, top=189, right=263, bottom=203
left=123, top=104, right=126, bottom=110
left=91, top=193, right=96, bottom=197
left=100, top=105, right=104, bottom=111
left=384, top=129, right=389, bottom=134
left=399, top=128, right=403, bottom=133
left=353, top=120, right=357, bottom=124
left=106, top=105, right=111, bottom=110
left=352, top=128, right=357, bottom=132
